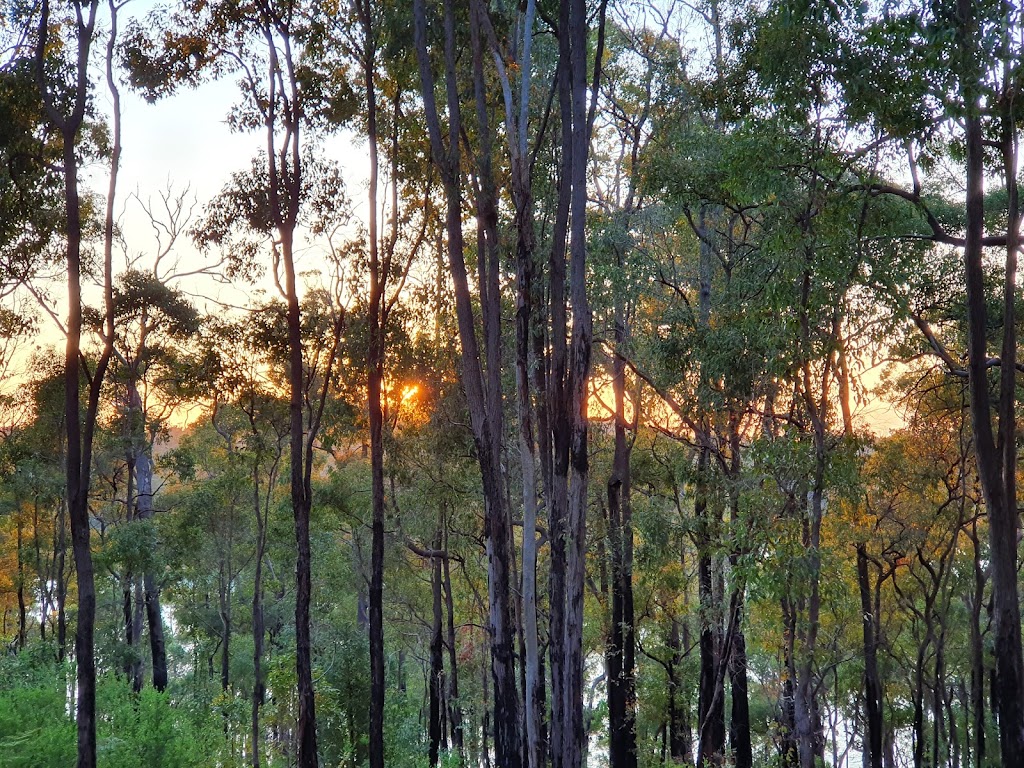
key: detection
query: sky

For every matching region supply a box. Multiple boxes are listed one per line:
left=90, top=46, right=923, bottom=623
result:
left=108, top=72, right=369, bottom=312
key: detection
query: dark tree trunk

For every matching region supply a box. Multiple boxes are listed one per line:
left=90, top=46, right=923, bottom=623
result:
left=16, top=517, right=26, bottom=651
left=219, top=561, right=231, bottom=693
left=728, top=587, right=752, bottom=768
left=668, top=617, right=693, bottom=763
left=442, top=517, right=465, bottom=762
left=780, top=600, right=799, bottom=768
left=695, top=457, right=725, bottom=766
left=968, top=520, right=987, bottom=766
left=35, top=3, right=111, bottom=764
left=429, top=537, right=445, bottom=766
left=252, top=546, right=265, bottom=768
left=56, top=502, right=67, bottom=662
left=957, top=1, right=1024, bottom=764
left=250, top=444, right=278, bottom=768
left=414, top=2, right=522, bottom=766
left=858, top=545, right=884, bottom=768
left=606, top=309, right=636, bottom=768
left=361, top=2, right=387, bottom=760
left=128, top=382, right=168, bottom=692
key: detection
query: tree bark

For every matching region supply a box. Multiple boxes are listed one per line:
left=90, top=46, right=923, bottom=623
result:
left=429, top=533, right=445, bottom=766
left=360, top=2, right=386, bottom=762
left=414, top=2, right=523, bottom=765
left=668, top=616, right=692, bottom=763
left=606, top=308, right=636, bottom=768
left=128, top=381, right=168, bottom=691
left=35, top=3, right=110, bottom=764
left=442, top=516, right=465, bottom=763
left=857, top=544, right=884, bottom=768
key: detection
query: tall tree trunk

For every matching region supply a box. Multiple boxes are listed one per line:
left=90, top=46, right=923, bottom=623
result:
left=414, top=2, right=523, bottom=765
left=956, top=1, right=1024, bottom=764
left=511, top=89, right=543, bottom=768
left=16, top=516, right=26, bottom=651
left=728, top=571, right=752, bottom=768
left=561, top=0, right=602, bottom=763
left=35, top=3, right=112, bottom=764
left=668, top=616, right=692, bottom=763
left=606, top=310, right=636, bottom=768
left=251, top=450, right=276, bottom=768
left=467, top=7, right=524, bottom=766
left=283, top=228, right=318, bottom=767
left=56, top=501, right=67, bottom=662
left=127, top=381, right=168, bottom=692
left=780, top=599, right=799, bottom=768
left=258, top=21, right=320, bottom=766
left=968, top=519, right=986, bottom=766
left=219, top=559, right=231, bottom=693
left=360, top=2, right=387, bottom=761
left=695, top=456, right=725, bottom=766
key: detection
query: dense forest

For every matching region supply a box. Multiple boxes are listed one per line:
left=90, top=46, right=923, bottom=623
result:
left=0, top=0, right=1022, bottom=767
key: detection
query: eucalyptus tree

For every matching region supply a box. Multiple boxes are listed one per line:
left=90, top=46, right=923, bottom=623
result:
left=586, top=12, right=691, bottom=765
left=305, top=4, right=431, bottom=762
left=202, top=316, right=289, bottom=768
left=814, top=0, right=1024, bottom=762
left=125, top=4, right=352, bottom=760
left=412, top=1, right=608, bottom=765
left=26, top=1, right=124, bottom=763
left=411, top=2, right=523, bottom=765
left=104, top=267, right=200, bottom=691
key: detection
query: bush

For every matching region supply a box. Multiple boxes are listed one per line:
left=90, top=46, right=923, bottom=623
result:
left=0, top=652, right=221, bottom=768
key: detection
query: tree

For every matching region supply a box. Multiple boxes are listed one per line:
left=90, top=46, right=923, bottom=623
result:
left=126, top=4, right=352, bottom=760
left=30, top=1, right=121, bottom=763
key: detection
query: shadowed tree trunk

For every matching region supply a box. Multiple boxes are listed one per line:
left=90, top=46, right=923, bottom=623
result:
left=858, top=544, right=884, bottom=768
left=34, top=2, right=115, bottom=764
left=429, top=531, right=445, bottom=766
left=606, top=301, right=636, bottom=768
left=413, top=1, right=523, bottom=765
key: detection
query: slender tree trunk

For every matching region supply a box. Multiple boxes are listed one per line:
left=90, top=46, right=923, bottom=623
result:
left=429, top=535, right=445, bottom=766
left=56, top=502, right=67, bottom=662
left=16, top=517, right=26, bottom=650
left=913, top=644, right=926, bottom=768
left=607, top=313, right=636, bottom=768
left=415, top=2, right=523, bottom=765
left=562, top=0, right=602, bottom=763
left=780, top=599, right=799, bottom=768
left=668, top=616, right=692, bottom=763
left=513, top=127, right=543, bottom=768
left=858, top=545, right=884, bottom=768
left=219, top=560, right=231, bottom=693
left=126, top=381, right=168, bottom=692
left=467, top=8, right=524, bottom=765
left=361, top=3, right=387, bottom=760
left=36, top=2, right=109, bottom=763
left=695, top=457, right=725, bottom=766
left=442, top=516, right=465, bottom=763
left=968, top=520, right=986, bottom=767
left=251, top=456, right=272, bottom=768
left=728, top=574, right=752, bottom=768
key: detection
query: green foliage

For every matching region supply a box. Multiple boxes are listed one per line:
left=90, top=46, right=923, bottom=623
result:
left=0, top=653, right=219, bottom=768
